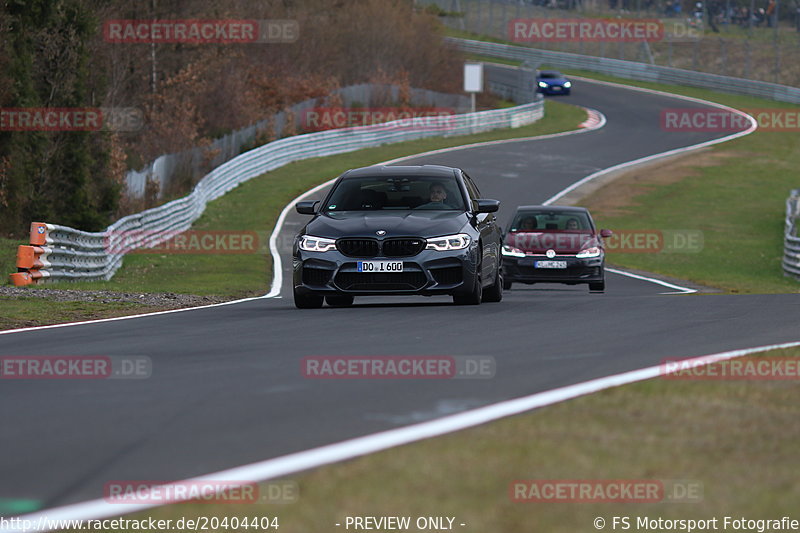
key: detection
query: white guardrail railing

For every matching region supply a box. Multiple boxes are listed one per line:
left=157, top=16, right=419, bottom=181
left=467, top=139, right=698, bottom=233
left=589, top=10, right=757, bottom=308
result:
left=10, top=99, right=544, bottom=285
left=784, top=190, right=800, bottom=280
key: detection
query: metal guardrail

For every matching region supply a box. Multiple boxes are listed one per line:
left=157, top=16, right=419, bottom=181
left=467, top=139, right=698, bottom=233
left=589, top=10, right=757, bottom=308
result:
left=448, top=38, right=800, bottom=105
left=10, top=99, right=544, bottom=285
left=784, top=190, right=800, bottom=280
left=484, top=60, right=539, bottom=104
left=488, top=77, right=538, bottom=104
left=126, top=83, right=472, bottom=199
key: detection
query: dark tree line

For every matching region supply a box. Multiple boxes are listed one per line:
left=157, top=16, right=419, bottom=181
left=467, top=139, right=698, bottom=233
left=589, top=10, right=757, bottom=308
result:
left=0, top=0, right=461, bottom=237
left=1, top=0, right=119, bottom=235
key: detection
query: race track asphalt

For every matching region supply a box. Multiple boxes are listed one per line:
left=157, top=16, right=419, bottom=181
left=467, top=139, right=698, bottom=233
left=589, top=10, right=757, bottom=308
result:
left=2, top=74, right=795, bottom=512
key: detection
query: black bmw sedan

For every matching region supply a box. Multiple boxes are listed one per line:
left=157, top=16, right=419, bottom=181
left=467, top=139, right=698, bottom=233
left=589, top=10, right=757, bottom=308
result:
left=292, top=165, right=503, bottom=308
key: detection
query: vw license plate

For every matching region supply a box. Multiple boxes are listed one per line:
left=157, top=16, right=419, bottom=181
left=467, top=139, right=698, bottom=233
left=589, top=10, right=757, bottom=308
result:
left=357, top=261, right=403, bottom=273
left=535, top=260, right=567, bottom=269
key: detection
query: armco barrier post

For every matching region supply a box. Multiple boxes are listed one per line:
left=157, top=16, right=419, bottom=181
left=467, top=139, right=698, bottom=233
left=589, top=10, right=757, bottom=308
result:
left=10, top=222, right=49, bottom=286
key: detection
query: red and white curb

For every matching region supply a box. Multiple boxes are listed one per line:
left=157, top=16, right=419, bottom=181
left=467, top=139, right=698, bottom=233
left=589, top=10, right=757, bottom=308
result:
left=579, top=108, right=604, bottom=129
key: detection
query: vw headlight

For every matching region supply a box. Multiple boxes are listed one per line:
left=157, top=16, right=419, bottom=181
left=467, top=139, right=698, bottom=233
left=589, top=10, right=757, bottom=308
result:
left=576, top=246, right=601, bottom=258
left=298, top=235, right=337, bottom=252
left=538, top=81, right=548, bottom=88
left=502, top=244, right=526, bottom=257
left=564, top=81, right=572, bottom=88
left=425, top=233, right=471, bottom=251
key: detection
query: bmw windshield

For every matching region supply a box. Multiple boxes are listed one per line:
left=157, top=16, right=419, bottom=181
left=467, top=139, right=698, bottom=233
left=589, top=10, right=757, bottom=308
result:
left=323, top=175, right=468, bottom=212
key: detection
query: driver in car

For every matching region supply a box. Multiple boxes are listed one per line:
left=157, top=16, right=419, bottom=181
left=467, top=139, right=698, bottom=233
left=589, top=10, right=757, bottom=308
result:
left=417, top=182, right=449, bottom=208
left=519, top=217, right=537, bottom=230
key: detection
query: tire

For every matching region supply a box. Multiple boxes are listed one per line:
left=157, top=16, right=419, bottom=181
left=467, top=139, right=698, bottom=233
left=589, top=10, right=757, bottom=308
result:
left=503, top=278, right=512, bottom=291
left=454, top=259, right=482, bottom=305
left=325, top=295, right=354, bottom=307
left=453, top=256, right=483, bottom=305
left=589, top=281, right=605, bottom=292
left=483, top=265, right=503, bottom=303
left=294, top=288, right=324, bottom=309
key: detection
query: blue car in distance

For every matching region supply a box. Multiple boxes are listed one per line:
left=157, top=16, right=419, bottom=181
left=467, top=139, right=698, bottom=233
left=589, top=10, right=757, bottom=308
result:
left=536, top=70, right=572, bottom=95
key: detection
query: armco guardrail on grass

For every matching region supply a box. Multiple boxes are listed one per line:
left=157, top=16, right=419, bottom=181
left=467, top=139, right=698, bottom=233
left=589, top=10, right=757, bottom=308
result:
left=784, top=189, right=800, bottom=280
left=9, top=99, right=544, bottom=286
left=448, top=38, right=800, bottom=105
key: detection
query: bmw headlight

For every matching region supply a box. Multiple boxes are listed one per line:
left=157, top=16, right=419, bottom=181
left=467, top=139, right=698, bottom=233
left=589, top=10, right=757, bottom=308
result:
left=576, top=246, right=601, bottom=258
left=298, top=235, right=337, bottom=252
left=538, top=81, right=548, bottom=88
left=502, top=244, right=526, bottom=257
left=564, top=81, right=572, bottom=88
left=425, top=233, right=471, bottom=251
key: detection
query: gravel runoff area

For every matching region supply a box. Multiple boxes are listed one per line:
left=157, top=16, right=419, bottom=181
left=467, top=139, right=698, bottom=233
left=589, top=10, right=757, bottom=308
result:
left=0, top=286, right=233, bottom=307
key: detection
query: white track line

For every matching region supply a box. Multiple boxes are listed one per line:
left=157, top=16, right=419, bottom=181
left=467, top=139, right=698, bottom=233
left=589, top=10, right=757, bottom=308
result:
left=6, top=339, right=800, bottom=531
left=605, top=267, right=697, bottom=294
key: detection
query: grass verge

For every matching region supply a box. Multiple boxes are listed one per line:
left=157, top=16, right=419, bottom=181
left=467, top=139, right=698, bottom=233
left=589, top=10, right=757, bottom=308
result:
left=0, top=299, right=172, bottom=331
left=102, top=347, right=800, bottom=532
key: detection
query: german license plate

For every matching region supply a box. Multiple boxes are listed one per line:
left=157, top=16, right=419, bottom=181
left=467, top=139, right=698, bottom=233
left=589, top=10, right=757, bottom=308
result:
left=535, top=260, right=567, bottom=269
left=357, top=261, right=403, bottom=273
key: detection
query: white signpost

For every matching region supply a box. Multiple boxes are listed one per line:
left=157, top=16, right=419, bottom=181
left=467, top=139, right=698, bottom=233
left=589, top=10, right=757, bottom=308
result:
left=463, top=62, right=483, bottom=114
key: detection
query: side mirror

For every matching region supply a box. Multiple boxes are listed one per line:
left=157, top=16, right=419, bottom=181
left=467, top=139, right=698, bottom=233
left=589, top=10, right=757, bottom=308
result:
left=475, top=199, right=500, bottom=214
left=296, top=201, right=318, bottom=215
left=600, top=229, right=613, bottom=238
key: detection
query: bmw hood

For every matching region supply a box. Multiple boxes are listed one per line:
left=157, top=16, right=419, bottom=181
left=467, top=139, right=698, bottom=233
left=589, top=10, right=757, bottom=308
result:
left=304, top=211, right=470, bottom=239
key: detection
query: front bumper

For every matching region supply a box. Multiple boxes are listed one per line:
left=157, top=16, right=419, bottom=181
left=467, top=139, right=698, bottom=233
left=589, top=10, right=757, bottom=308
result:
left=293, top=245, right=480, bottom=297
left=537, top=85, right=571, bottom=95
left=502, top=255, right=603, bottom=284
